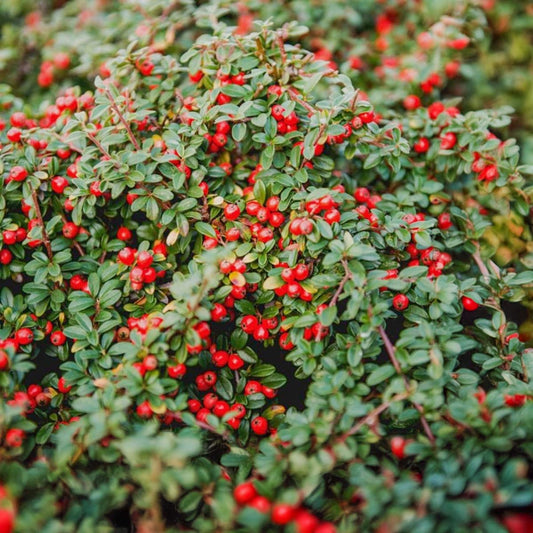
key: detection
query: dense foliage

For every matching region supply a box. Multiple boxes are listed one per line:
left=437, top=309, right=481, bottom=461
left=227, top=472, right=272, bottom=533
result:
left=0, top=2, right=532, bottom=532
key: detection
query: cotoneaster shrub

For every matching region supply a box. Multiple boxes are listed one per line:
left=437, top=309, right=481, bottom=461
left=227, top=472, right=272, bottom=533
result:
left=0, top=17, right=532, bottom=533
left=1, top=0, right=533, bottom=167
left=1, top=0, right=532, bottom=314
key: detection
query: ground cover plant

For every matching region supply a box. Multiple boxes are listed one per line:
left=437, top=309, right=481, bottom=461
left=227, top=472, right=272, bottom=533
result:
left=0, top=2, right=532, bottom=532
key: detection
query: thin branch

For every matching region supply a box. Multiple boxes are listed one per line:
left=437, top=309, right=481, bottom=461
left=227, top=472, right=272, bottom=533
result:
left=472, top=246, right=490, bottom=282
left=330, top=258, right=352, bottom=308
left=87, top=132, right=121, bottom=169
left=314, top=258, right=352, bottom=342
left=72, top=241, right=85, bottom=257
left=104, top=88, right=141, bottom=150
left=338, top=392, right=409, bottom=442
left=30, top=187, right=53, bottom=262
left=276, top=32, right=287, bottom=66
left=378, top=326, right=436, bottom=445
left=287, top=87, right=317, bottom=114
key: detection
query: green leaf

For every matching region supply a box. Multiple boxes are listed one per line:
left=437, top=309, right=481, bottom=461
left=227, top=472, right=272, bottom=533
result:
left=366, top=364, right=396, bottom=386
left=194, top=222, right=217, bottom=238
left=318, top=306, right=337, bottom=327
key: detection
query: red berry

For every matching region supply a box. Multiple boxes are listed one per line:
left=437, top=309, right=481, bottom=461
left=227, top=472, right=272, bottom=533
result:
left=403, top=95, right=421, bottom=110
left=56, top=148, right=71, bottom=160
left=57, top=376, right=72, bottom=394
left=136, top=251, right=153, bottom=268
left=15, top=328, right=33, bottom=345
left=269, top=211, right=285, bottom=227
left=5, top=428, right=25, bottom=447
left=203, top=392, right=218, bottom=410
left=438, top=212, right=452, bottom=230
left=462, top=296, right=479, bottom=311
left=286, top=282, right=301, bottom=299
left=168, top=363, right=186, bottom=378
left=271, top=503, right=295, bottom=525
left=413, top=137, right=430, bottom=153
left=234, top=482, right=257, bottom=505
left=299, top=219, right=313, bottom=235
left=294, top=510, right=319, bottom=533
left=7, top=128, right=22, bottom=143
left=257, top=227, right=273, bottom=243
left=354, top=187, right=370, bottom=203
left=117, top=227, right=132, bottom=241
left=392, top=294, right=409, bottom=311
left=62, top=222, right=80, bottom=239
left=189, top=70, right=203, bottom=83
left=212, top=350, right=229, bottom=367
left=51, top=176, right=69, bottom=194
left=188, top=399, right=201, bottom=413
left=130, top=267, right=144, bottom=284
left=10, top=111, right=26, bottom=128
left=0, top=250, right=13, bottom=265
left=143, top=355, right=158, bottom=371
left=211, top=303, right=228, bottom=322
left=142, top=267, right=157, bottom=283
left=390, top=436, right=406, bottom=459
left=136, top=401, right=152, bottom=418
left=271, top=105, right=285, bottom=121
left=440, top=132, right=457, bottom=150
left=262, top=386, right=277, bottom=399
left=0, top=349, right=9, bottom=371
left=241, top=315, right=259, bottom=334
left=324, top=208, right=340, bottom=224
left=226, top=227, right=240, bottom=241
left=212, top=133, right=227, bottom=148
left=244, top=381, right=262, bottom=395
left=216, top=121, right=230, bottom=134
left=118, top=247, right=136, bottom=265
left=224, top=204, right=241, bottom=221
left=251, top=416, right=268, bottom=435
left=228, top=354, right=244, bottom=370
left=9, top=166, right=27, bottom=181
left=54, top=52, right=70, bottom=69
left=248, top=496, right=271, bottom=513
left=2, top=230, right=16, bottom=245
left=266, top=196, right=280, bottom=211
left=293, top=264, right=309, bottom=281
left=213, top=400, right=230, bottom=417
left=50, top=331, right=66, bottom=346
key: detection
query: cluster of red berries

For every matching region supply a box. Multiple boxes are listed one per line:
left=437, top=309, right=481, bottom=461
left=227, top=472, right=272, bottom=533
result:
left=205, top=120, right=230, bottom=153
left=273, top=262, right=312, bottom=301
left=271, top=104, right=299, bottom=134
left=132, top=354, right=161, bottom=378
left=278, top=308, right=331, bottom=351
left=406, top=243, right=452, bottom=278
left=473, top=147, right=500, bottom=182
left=233, top=481, right=336, bottom=532
left=118, top=247, right=165, bottom=290
left=188, top=393, right=252, bottom=431
left=208, top=69, right=246, bottom=104
left=37, top=52, right=71, bottom=87
left=304, top=194, right=341, bottom=225
left=246, top=195, right=286, bottom=230
left=241, top=314, right=279, bottom=341
left=126, top=314, right=164, bottom=342
left=0, top=227, right=27, bottom=264
left=210, top=348, right=244, bottom=370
